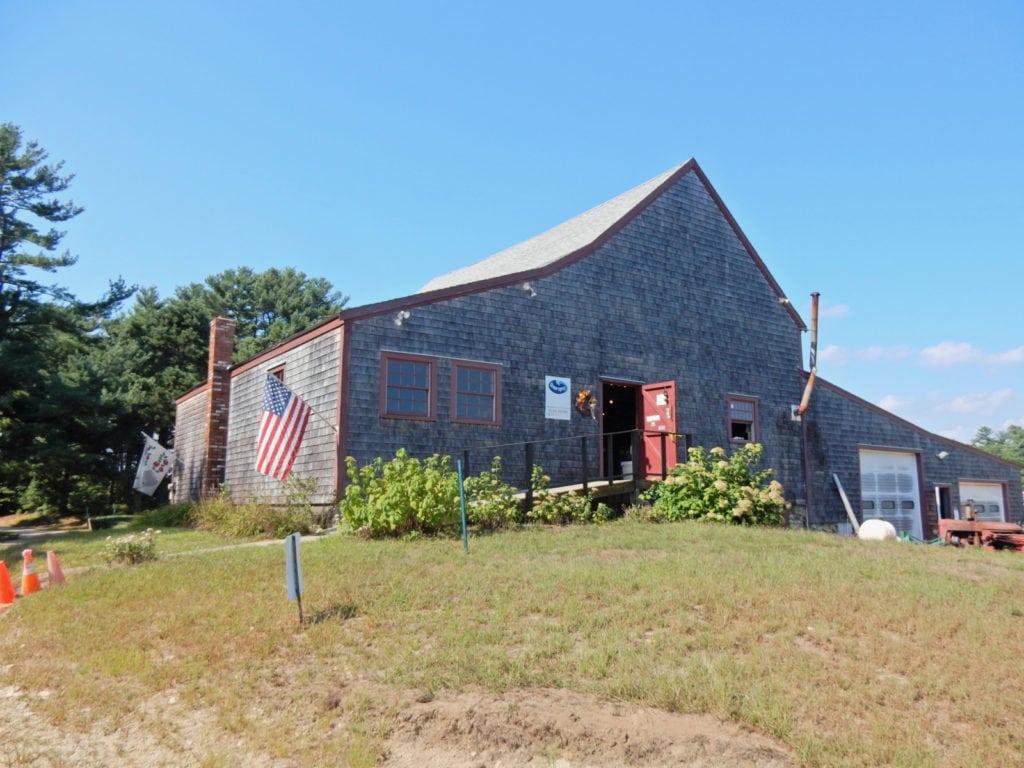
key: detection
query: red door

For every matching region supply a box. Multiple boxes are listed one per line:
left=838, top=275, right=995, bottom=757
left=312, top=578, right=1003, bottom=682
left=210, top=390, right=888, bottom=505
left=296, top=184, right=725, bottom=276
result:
left=641, top=381, right=678, bottom=479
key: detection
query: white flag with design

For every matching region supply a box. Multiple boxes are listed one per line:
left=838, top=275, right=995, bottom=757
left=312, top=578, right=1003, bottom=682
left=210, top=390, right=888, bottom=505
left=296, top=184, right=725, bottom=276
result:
left=133, top=435, right=174, bottom=495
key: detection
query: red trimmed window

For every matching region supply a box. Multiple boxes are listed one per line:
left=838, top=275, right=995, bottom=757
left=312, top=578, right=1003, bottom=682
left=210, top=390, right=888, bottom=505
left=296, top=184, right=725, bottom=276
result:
left=381, top=352, right=437, bottom=420
left=727, top=395, right=758, bottom=443
left=451, top=361, right=501, bottom=425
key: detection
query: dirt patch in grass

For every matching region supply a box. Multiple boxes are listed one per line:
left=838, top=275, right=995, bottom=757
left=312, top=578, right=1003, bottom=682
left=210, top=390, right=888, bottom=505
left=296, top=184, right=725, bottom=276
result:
left=384, top=687, right=792, bottom=768
left=1, top=678, right=792, bottom=767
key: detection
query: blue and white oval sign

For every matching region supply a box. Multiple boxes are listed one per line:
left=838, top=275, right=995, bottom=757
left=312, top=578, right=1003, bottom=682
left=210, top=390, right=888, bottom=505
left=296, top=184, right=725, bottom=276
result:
left=548, top=379, right=568, bottom=395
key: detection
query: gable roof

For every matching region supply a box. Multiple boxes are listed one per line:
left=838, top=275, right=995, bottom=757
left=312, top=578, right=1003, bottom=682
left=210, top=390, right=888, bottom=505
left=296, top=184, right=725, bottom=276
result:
left=410, top=159, right=805, bottom=330
left=330, top=159, right=807, bottom=334
left=418, top=163, right=687, bottom=293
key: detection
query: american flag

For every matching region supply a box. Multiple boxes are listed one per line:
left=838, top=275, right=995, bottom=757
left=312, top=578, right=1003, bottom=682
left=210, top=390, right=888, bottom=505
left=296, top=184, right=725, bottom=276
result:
left=255, top=374, right=312, bottom=481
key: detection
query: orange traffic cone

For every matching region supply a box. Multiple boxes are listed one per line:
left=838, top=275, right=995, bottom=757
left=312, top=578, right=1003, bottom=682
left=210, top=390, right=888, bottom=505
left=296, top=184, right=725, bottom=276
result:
left=0, top=561, right=15, bottom=605
left=20, top=549, right=40, bottom=596
left=47, top=551, right=66, bottom=586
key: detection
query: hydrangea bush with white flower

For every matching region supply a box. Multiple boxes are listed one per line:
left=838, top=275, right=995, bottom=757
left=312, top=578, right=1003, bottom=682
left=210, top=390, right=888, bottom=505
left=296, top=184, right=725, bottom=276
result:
left=102, top=528, right=161, bottom=565
left=641, top=443, right=788, bottom=526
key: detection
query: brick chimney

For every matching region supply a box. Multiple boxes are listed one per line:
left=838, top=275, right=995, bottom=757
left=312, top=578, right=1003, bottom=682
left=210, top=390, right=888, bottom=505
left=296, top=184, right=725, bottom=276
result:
left=202, top=316, right=236, bottom=497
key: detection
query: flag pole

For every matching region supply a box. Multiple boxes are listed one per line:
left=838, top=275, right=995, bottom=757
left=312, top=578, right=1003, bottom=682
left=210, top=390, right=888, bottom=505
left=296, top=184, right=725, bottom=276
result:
left=307, top=404, right=339, bottom=435
left=279, top=378, right=338, bottom=434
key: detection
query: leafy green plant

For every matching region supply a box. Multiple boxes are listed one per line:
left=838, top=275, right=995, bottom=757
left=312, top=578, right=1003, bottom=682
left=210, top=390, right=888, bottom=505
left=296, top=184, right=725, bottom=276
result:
left=102, top=528, right=160, bottom=565
left=642, top=443, right=788, bottom=525
left=527, top=465, right=611, bottom=525
left=339, top=449, right=460, bottom=537
left=461, top=456, right=522, bottom=530
left=283, top=475, right=334, bottom=530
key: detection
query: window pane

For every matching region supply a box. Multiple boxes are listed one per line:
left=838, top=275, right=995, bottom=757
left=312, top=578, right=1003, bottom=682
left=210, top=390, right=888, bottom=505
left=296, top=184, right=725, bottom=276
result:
left=388, top=359, right=428, bottom=388
left=385, top=358, right=431, bottom=416
left=730, top=400, right=755, bottom=419
left=457, top=393, right=493, bottom=419
left=458, top=367, right=493, bottom=395
left=455, top=366, right=496, bottom=422
left=386, top=386, right=428, bottom=415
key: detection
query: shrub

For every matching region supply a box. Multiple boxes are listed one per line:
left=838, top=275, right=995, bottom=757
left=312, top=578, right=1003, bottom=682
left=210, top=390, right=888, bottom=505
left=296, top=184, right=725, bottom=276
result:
left=624, top=502, right=660, bottom=523
left=188, top=492, right=239, bottom=532
left=230, top=502, right=317, bottom=538
left=190, top=485, right=317, bottom=538
left=103, top=528, right=160, bottom=565
left=338, top=453, right=618, bottom=538
left=642, top=443, right=788, bottom=526
left=339, top=449, right=460, bottom=537
left=527, top=465, right=612, bottom=525
left=461, top=457, right=522, bottom=530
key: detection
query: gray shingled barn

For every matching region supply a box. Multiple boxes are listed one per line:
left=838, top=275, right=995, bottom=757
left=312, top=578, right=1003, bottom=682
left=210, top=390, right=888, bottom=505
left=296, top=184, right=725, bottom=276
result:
left=172, top=159, right=1023, bottom=537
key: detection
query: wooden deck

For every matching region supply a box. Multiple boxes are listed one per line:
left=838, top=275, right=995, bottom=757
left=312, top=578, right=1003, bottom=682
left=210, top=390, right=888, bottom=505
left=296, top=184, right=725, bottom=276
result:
left=513, top=478, right=639, bottom=500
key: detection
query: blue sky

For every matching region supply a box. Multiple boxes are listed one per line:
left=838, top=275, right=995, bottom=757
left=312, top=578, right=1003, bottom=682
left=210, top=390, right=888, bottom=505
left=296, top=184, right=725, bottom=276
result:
left=5, top=1, right=1023, bottom=443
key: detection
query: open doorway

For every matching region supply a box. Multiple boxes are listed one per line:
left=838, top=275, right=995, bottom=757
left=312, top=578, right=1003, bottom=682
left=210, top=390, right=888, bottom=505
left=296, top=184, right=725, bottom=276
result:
left=600, top=381, right=639, bottom=478
left=935, top=485, right=953, bottom=519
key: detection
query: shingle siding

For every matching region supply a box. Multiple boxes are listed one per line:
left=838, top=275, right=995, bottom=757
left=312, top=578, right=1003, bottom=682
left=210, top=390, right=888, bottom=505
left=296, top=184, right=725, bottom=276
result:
left=804, top=380, right=1023, bottom=534
left=341, top=171, right=807, bottom=495
left=172, top=389, right=209, bottom=502
left=222, top=328, right=341, bottom=505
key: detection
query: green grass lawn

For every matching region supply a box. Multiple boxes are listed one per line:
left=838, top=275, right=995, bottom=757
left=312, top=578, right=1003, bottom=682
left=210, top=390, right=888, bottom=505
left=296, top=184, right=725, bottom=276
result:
left=3, top=517, right=1024, bottom=767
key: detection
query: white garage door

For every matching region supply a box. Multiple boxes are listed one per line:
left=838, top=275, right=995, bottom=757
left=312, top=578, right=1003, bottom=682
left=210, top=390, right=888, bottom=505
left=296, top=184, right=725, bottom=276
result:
left=859, top=449, right=922, bottom=541
left=958, top=482, right=1005, bottom=523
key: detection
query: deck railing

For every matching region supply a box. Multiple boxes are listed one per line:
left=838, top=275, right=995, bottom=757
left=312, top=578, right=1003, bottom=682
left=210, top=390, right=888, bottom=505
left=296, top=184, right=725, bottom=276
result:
left=458, top=429, right=677, bottom=506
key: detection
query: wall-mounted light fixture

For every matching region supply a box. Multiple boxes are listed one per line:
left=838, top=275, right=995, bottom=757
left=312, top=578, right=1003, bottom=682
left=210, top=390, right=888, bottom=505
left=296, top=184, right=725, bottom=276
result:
left=394, top=310, right=411, bottom=326
left=522, top=282, right=537, bottom=298
left=937, top=450, right=949, bottom=460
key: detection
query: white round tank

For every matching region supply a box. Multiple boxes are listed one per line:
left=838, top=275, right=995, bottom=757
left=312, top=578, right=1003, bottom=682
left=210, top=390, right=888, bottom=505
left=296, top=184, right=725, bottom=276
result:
left=858, top=518, right=898, bottom=541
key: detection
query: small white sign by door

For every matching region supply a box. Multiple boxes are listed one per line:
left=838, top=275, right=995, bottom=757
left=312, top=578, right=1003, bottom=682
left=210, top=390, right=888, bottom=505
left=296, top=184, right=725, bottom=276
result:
left=545, top=376, right=571, bottom=420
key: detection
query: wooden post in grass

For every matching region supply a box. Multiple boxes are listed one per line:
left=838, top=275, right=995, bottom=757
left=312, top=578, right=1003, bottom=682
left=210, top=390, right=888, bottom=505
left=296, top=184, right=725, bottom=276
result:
left=285, top=532, right=303, bottom=625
